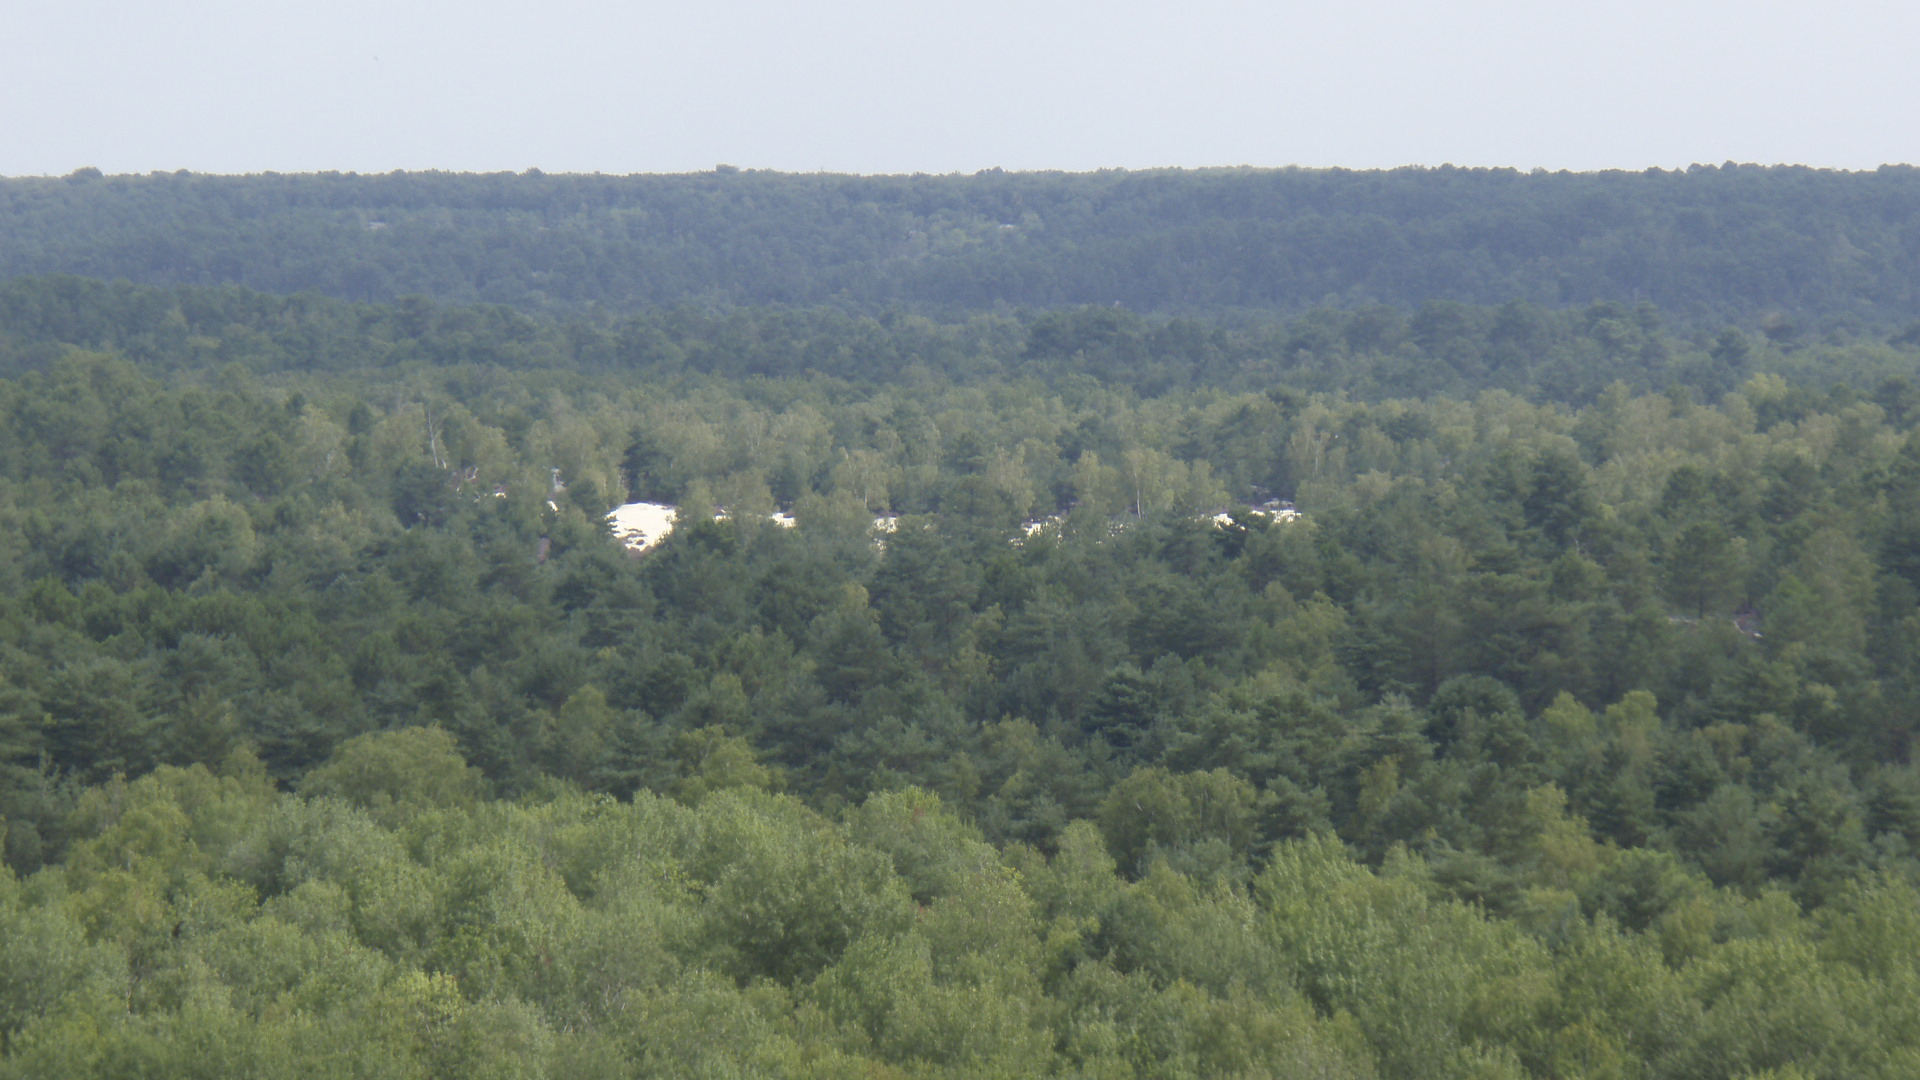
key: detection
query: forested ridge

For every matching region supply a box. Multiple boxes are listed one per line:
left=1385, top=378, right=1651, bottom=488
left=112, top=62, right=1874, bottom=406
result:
left=4, top=249, right=1920, bottom=1075
left=7, top=164, right=1920, bottom=325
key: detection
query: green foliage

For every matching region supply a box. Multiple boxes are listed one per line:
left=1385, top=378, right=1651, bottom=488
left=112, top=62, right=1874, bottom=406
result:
left=665, top=725, right=777, bottom=804
left=300, top=727, right=485, bottom=824
left=7, top=242, right=1920, bottom=1073
left=1098, top=767, right=1262, bottom=878
left=0, top=764, right=1918, bottom=1076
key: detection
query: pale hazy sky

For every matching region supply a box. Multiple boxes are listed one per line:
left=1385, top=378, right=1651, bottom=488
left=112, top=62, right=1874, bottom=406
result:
left=3, top=0, right=1915, bottom=177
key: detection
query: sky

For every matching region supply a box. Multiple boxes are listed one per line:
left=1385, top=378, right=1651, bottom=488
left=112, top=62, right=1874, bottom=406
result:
left=3, top=0, right=1917, bottom=177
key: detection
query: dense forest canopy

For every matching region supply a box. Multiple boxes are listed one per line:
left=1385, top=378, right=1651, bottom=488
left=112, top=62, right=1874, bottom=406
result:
left=6, top=273, right=1920, bottom=406
left=4, top=160, right=1920, bottom=1077
left=5, top=164, right=1920, bottom=326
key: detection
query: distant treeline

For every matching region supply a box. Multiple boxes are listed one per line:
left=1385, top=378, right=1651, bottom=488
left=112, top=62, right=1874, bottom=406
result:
left=4, top=164, right=1920, bottom=325
left=7, top=274, right=1920, bottom=405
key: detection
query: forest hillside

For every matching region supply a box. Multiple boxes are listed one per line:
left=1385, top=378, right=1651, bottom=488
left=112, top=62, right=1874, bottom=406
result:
left=3, top=166, right=1920, bottom=1078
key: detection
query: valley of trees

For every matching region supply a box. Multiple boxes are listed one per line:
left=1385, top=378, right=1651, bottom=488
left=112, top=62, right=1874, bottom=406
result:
left=4, top=164, right=1920, bottom=1078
